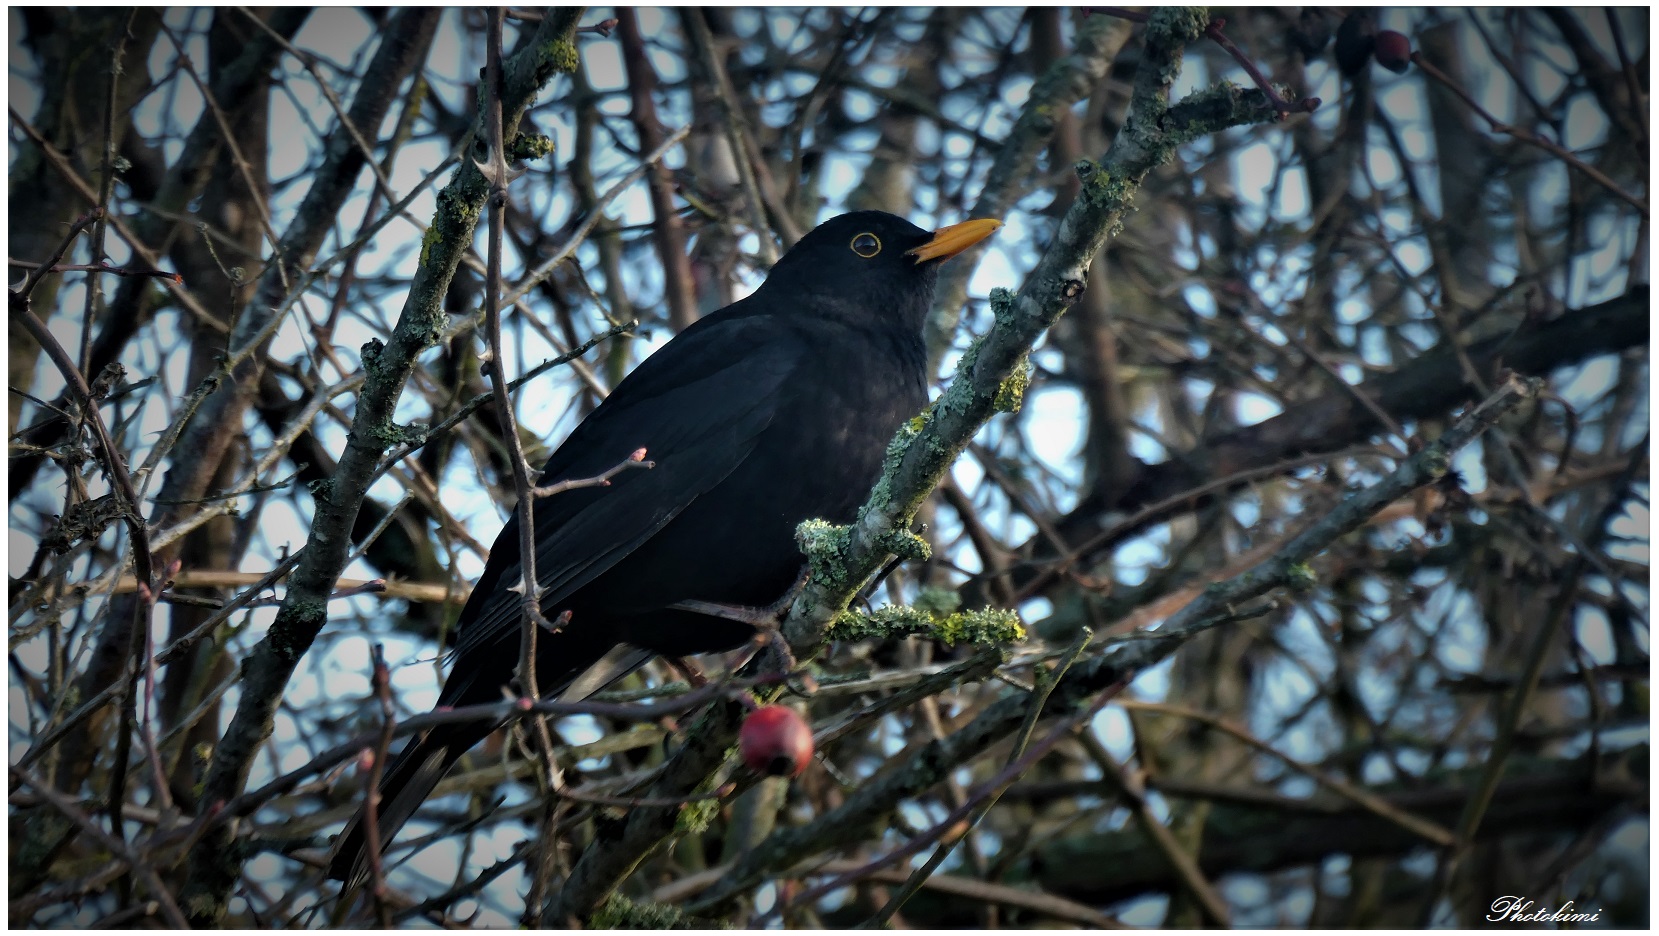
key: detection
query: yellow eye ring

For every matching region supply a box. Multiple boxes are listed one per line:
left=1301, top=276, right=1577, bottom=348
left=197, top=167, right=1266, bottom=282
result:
left=850, top=233, right=881, bottom=258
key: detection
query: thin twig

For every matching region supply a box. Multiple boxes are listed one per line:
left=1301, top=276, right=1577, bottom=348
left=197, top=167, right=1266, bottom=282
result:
left=9, top=259, right=182, bottom=284
left=761, top=677, right=1124, bottom=926
left=221, top=672, right=792, bottom=822
left=863, top=630, right=1093, bottom=927
left=577, top=17, right=619, bottom=36
left=683, top=10, right=785, bottom=261
left=371, top=321, right=634, bottom=482
left=136, top=566, right=179, bottom=816
left=14, top=209, right=105, bottom=301
left=6, top=106, right=223, bottom=332
left=1090, top=8, right=1320, bottom=115
left=5, top=297, right=156, bottom=645
left=80, top=9, right=137, bottom=374
left=499, top=125, right=691, bottom=311
left=235, top=6, right=404, bottom=210
left=1204, top=16, right=1319, bottom=115
left=361, top=645, right=396, bottom=926
left=1120, top=700, right=1455, bottom=847
left=158, top=21, right=290, bottom=288
left=1411, top=52, right=1647, bottom=217
left=530, top=448, right=654, bottom=499
left=11, top=767, right=191, bottom=929
left=1075, top=728, right=1232, bottom=926
left=1418, top=437, right=1647, bottom=923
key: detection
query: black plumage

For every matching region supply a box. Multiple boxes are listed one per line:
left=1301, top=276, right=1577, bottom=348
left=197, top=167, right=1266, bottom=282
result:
left=328, top=210, right=998, bottom=883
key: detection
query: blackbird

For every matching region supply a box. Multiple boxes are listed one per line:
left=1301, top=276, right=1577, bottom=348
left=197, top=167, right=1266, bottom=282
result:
left=327, top=210, right=999, bottom=883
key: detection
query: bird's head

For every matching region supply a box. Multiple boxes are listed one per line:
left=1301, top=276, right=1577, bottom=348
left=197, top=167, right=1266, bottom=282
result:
left=756, top=210, right=1001, bottom=330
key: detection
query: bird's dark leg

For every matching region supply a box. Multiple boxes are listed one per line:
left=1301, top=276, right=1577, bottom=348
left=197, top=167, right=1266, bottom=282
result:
left=667, top=564, right=810, bottom=635
left=669, top=566, right=811, bottom=687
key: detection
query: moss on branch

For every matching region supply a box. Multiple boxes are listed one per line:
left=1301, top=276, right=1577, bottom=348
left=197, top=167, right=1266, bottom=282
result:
left=829, top=605, right=1026, bottom=647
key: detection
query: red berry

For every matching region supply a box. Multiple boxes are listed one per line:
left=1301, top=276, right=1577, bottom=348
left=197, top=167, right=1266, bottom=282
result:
left=739, top=705, right=814, bottom=778
left=1373, top=31, right=1412, bottom=73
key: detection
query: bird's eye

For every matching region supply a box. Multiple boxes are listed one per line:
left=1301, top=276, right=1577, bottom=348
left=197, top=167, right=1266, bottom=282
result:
left=850, top=233, right=881, bottom=258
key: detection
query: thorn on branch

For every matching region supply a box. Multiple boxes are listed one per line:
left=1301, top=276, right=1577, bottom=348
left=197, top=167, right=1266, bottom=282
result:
left=11, top=207, right=104, bottom=301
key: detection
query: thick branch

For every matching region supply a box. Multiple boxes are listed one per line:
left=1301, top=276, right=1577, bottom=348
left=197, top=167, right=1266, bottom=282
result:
left=1007, top=286, right=1652, bottom=607
left=1030, top=747, right=1643, bottom=907
left=177, top=9, right=586, bottom=923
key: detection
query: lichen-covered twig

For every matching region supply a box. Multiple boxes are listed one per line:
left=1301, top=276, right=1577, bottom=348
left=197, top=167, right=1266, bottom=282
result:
left=925, top=11, right=1134, bottom=366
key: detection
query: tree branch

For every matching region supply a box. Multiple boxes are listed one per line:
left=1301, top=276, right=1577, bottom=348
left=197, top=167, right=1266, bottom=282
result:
left=177, top=9, right=587, bottom=923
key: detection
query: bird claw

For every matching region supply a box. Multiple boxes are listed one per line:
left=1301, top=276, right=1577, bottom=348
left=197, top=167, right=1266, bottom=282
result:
left=667, top=564, right=811, bottom=634
left=668, top=597, right=784, bottom=629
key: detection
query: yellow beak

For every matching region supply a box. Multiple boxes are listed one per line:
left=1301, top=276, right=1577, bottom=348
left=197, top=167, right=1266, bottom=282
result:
left=906, top=218, right=1002, bottom=264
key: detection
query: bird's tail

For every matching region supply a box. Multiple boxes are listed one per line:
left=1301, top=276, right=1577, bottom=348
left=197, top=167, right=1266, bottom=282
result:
left=325, top=642, right=654, bottom=887
left=325, top=721, right=483, bottom=886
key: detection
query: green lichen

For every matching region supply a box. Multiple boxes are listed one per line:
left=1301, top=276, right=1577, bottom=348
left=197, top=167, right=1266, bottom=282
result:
left=1075, top=159, right=1138, bottom=231
left=855, top=408, right=930, bottom=527
left=306, top=478, right=335, bottom=501
left=995, top=352, right=1032, bottom=414
left=932, top=339, right=988, bottom=426
left=191, top=743, right=213, bottom=801
left=509, top=131, right=555, bottom=162
left=954, top=335, right=987, bottom=379
left=937, top=608, right=1026, bottom=645
left=545, top=39, right=580, bottom=75
left=453, top=187, right=485, bottom=226
left=876, top=529, right=931, bottom=563
left=988, top=286, right=1017, bottom=326
left=1162, top=81, right=1280, bottom=149
left=372, top=421, right=428, bottom=449
left=675, top=794, right=720, bottom=837
left=829, top=604, right=1026, bottom=646
left=360, top=337, right=385, bottom=370
left=1285, top=562, right=1318, bottom=593
left=590, top=893, right=711, bottom=930
left=885, top=411, right=925, bottom=468
left=795, top=518, right=853, bottom=588
left=1029, top=100, right=1058, bottom=133
left=1147, top=7, right=1210, bottom=48
left=1421, top=449, right=1451, bottom=479
left=418, top=224, right=442, bottom=268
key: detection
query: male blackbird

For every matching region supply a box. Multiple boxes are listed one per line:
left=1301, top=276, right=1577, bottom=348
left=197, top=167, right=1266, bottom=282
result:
left=328, top=210, right=999, bottom=883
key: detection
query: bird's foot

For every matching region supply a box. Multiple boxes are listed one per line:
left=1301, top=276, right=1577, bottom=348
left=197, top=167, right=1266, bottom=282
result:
left=666, top=564, right=809, bottom=627
left=667, top=565, right=809, bottom=633
left=669, top=568, right=815, bottom=694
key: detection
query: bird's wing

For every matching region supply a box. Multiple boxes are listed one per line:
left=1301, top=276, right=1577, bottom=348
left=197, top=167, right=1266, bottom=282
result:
left=445, top=311, right=800, bottom=671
